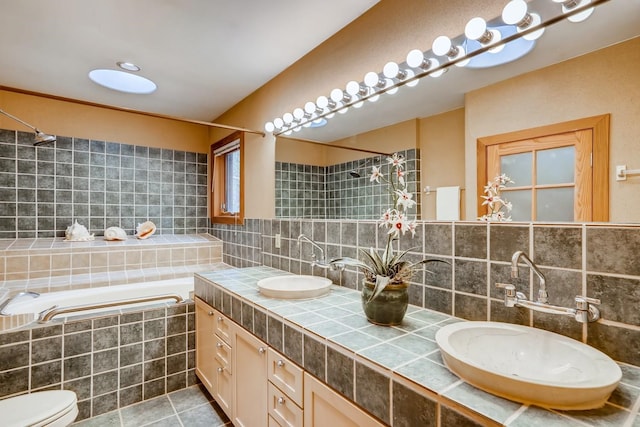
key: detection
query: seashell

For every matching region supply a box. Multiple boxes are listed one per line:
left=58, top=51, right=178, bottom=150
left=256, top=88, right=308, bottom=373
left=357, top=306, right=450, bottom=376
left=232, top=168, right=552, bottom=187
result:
left=64, top=220, right=95, bottom=242
left=136, top=220, right=156, bottom=240
left=104, top=226, right=128, bottom=241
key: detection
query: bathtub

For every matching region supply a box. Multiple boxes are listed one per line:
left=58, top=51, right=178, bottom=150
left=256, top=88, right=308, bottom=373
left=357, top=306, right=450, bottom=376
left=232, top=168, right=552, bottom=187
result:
left=1, top=276, right=194, bottom=324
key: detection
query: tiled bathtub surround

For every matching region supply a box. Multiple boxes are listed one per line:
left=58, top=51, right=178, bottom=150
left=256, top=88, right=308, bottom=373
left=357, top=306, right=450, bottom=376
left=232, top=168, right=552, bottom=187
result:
left=0, top=234, right=223, bottom=286
left=0, top=128, right=209, bottom=238
left=275, top=149, right=421, bottom=220
left=0, top=301, right=197, bottom=422
left=221, top=219, right=640, bottom=368
left=196, top=267, right=640, bottom=426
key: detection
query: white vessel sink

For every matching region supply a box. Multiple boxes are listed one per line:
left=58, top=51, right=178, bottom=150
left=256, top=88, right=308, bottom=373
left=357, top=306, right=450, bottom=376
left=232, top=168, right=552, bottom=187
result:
left=435, top=321, right=621, bottom=410
left=257, top=275, right=332, bottom=299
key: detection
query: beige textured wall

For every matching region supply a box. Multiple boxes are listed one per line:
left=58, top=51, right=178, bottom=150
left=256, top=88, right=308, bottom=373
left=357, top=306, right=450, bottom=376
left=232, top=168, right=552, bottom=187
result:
left=0, top=89, right=210, bottom=152
left=465, top=37, right=640, bottom=222
left=420, top=108, right=466, bottom=220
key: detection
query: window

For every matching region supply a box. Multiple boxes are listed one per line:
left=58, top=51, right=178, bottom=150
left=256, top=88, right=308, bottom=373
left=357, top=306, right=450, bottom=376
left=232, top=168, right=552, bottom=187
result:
left=211, top=131, right=244, bottom=224
left=477, top=114, right=609, bottom=222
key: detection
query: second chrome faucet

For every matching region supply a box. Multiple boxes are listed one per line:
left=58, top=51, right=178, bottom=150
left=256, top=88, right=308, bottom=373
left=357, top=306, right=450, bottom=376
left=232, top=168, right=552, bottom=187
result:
left=496, top=251, right=601, bottom=323
left=297, top=234, right=344, bottom=271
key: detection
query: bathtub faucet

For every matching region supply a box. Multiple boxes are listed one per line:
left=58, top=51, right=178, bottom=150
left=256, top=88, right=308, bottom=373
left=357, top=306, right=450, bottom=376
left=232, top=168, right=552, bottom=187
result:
left=0, top=291, right=40, bottom=315
left=297, top=234, right=344, bottom=271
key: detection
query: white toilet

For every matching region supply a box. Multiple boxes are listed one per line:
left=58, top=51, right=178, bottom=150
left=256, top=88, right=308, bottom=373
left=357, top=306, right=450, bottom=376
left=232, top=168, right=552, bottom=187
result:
left=0, top=390, right=78, bottom=427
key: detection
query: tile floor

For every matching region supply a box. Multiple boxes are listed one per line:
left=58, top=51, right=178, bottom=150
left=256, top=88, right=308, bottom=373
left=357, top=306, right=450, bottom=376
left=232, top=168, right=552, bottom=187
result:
left=72, top=385, right=231, bottom=427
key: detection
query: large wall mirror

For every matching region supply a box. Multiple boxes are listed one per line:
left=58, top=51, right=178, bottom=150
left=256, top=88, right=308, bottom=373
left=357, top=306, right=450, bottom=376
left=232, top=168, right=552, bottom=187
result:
left=274, top=0, right=640, bottom=223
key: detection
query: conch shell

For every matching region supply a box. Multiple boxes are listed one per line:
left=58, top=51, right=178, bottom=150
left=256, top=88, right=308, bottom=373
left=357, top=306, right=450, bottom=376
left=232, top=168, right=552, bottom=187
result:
left=136, top=221, right=156, bottom=240
left=104, top=226, right=128, bottom=241
left=64, top=220, right=95, bottom=242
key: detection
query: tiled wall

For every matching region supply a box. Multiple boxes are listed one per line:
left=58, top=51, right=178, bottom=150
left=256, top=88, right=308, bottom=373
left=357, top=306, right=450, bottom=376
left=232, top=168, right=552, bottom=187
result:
left=0, top=302, right=196, bottom=422
left=275, top=149, right=421, bottom=220
left=209, top=219, right=262, bottom=268
left=0, top=128, right=209, bottom=239
left=221, top=219, right=640, bottom=367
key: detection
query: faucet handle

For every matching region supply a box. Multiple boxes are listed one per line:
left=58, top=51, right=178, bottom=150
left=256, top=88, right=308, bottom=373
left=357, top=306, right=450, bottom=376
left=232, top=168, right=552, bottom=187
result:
left=575, top=295, right=600, bottom=309
left=496, top=283, right=516, bottom=297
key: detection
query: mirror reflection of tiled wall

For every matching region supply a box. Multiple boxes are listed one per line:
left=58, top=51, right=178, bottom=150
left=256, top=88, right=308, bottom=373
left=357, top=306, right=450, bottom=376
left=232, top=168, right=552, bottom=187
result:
left=275, top=149, right=420, bottom=220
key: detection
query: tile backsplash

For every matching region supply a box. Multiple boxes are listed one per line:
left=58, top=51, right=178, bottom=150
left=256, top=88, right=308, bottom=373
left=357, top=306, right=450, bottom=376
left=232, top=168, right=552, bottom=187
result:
left=275, top=149, right=421, bottom=220
left=215, top=219, right=640, bottom=367
left=0, top=128, right=209, bottom=239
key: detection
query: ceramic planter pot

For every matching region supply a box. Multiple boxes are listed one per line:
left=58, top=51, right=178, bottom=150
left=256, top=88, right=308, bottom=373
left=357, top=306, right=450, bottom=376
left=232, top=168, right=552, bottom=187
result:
left=361, top=280, right=409, bottom=326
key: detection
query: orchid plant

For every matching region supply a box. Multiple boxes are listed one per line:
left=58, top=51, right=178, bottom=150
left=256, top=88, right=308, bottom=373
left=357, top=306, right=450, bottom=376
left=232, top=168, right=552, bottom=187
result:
left=333, top=153, right=442, bottom=303
left=479, top=173, right=514, bottom=222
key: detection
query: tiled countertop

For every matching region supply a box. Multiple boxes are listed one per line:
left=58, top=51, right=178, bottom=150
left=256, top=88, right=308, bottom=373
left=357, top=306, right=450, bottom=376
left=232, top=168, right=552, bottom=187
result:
left=195, top=266, right=640, bottom=427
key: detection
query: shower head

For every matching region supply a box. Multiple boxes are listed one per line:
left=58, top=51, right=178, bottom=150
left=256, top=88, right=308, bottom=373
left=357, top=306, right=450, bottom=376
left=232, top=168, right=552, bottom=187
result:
left=0, top=108, right=56, bottom=146
left=348, top=170, right=361, bottom=178
left=34, top=131, right=57, bottom=146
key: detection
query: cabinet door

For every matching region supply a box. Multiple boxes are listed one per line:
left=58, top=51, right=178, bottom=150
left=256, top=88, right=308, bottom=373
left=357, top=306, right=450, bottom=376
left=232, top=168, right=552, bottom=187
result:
left=195, top=298, right=217, bottom=395
left=233, top=324, right=269, bottom=427
left=304, top=373, right=385, bottom=427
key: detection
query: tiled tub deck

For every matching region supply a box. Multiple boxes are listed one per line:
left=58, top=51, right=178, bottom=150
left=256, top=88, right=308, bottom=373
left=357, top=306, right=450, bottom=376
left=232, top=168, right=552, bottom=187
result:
left=195, top=267, right=640, bottom=427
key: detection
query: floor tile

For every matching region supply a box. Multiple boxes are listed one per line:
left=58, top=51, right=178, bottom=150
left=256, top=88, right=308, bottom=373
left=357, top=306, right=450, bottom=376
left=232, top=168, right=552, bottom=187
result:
left=120, top=396, right=175, bottom=427
left=168, top=384, right=212, bottom=413
left=178, top=402, right=229, bottom=427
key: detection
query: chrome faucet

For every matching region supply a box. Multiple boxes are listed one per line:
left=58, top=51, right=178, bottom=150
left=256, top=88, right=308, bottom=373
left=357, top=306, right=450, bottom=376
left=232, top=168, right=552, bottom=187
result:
left=511, top=251, right=548, bottom=303
left=297, top=234, right=344, bottom=271
left=496, top=251, right=601, bottom=323
left=0, top=291, right=40, bottom=315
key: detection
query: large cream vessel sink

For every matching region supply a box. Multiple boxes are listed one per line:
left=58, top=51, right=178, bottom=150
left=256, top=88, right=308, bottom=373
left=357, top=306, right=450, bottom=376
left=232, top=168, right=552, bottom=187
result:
left=257, top=275, right=332, bottom=299
left=435, top=321, right=621, bottom=410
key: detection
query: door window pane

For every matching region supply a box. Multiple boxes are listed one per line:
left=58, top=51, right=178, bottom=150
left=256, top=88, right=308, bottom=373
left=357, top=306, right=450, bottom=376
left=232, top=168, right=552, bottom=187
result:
left=501, top=152, right=532, bottom=186
left=537, top=146, right=575, bottom=185
left=501, top=189, right=531, bottom=221
left=537, top=187, right=574, bottom=221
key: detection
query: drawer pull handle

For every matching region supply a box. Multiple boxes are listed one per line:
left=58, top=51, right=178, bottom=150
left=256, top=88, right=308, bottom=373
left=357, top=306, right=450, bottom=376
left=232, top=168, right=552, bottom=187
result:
left=277, top=397, right=285, bottom=405
left=217, top=367, right=224, bottom=373
left=258, top=347, right=266, bottom=354
left=216, top=342, right=223, bottom=348
left=277, top=360, right=285, bottom=367
left=217, top=316, right=223, bottom=322
left=208, top=311, right=214, bottom=316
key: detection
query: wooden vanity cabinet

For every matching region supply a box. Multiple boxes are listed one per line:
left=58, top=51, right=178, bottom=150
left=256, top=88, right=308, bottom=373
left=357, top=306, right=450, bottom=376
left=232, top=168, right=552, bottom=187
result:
left=195, top=298, right=217, bottom=393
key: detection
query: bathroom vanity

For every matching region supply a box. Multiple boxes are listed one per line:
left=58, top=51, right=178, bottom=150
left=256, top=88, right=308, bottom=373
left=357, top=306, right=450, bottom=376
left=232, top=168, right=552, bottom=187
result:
left=194, top=267, right=639, bottom=427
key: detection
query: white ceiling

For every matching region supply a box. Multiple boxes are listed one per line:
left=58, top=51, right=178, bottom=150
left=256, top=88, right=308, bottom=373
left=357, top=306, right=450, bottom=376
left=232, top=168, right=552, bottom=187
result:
left=0, top=0, right=379, bottom=122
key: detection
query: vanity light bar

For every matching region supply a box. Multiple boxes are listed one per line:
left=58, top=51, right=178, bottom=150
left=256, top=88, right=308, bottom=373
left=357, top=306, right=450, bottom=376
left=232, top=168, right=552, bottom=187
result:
left=265, top=0, right=610, bottom=136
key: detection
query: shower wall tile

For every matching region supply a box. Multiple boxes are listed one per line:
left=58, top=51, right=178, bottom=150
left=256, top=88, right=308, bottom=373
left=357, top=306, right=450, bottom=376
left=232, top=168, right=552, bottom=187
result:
left=0, top=128, right=208, bottom=238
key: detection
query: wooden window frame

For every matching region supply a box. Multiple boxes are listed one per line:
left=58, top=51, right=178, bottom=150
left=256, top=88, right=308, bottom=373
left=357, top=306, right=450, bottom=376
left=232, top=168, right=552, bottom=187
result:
left=476, top=114, right=610, bottom=221
left=210, top=131, right=244, bottom=225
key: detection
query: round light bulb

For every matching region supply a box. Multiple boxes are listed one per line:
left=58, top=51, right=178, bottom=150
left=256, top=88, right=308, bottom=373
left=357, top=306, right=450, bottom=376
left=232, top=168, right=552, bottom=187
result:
left=284, top=130, right=292, bottom=136
left=326, top=112, right=335, bottom=119
left=385, top=79, right=398, bottom=95
left=383, top=62, right=400, bottom=79
left=502, top=0, right=528, bottom=25
left=488, top=29, right=504, bottom=53
left=406, top=49, right=425, bottom=69
left=353, top=99, right=364, bottom=108
left=273, top=118, right=284, bottom=129
left=264, top=122, right=275, bottom=133
left=364, top=71, right=381, bottom=88
left=345, top=80, right=363, bottom=96
left=316, top=96, right=329, bottom=109
left=429, top=58, right=445, bottom=78
left=404, top=69, right=419, bottom=87
left=304, top=101, right=317, bottom=114
left=432, top=36, right=453, bottom=56
left=465, top=17, right=488, bottom=41
left=330, top=88, right=345, bottom=103
left=368, top=94, right=380, bottom=103
left=293, top=108, right=304, bottom=120
left=283, top=113, right=293, bottom=124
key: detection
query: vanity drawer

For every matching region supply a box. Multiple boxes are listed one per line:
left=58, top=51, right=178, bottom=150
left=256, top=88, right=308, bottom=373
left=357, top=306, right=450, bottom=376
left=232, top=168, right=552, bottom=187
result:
left=268, top=348, right=304, bottom=407
left=214, top=336, right=232, bottom=370
left=268, top=382, right=303, bottom=427
left=214, top=312, right=233, bottom=344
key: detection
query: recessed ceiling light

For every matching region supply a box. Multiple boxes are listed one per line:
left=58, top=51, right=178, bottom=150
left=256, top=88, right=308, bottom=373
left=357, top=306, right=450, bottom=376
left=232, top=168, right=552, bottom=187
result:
left=88, top=69, right=157, bottom=94
left=116, top=61, right=141, bottom=72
